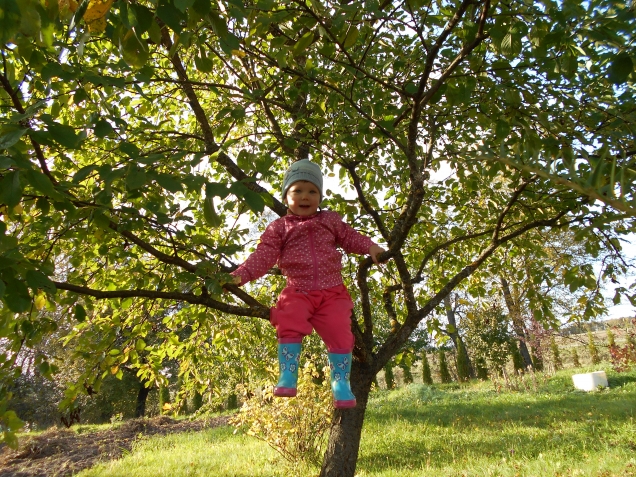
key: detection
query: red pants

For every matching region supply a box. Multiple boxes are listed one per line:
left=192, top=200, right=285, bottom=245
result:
left=270, top=284, right=355, bottom=353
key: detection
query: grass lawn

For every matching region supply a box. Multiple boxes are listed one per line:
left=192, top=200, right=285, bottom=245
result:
left=78, top=366, right=636, bottom=477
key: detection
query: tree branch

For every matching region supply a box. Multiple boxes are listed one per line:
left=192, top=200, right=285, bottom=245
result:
left=53, top=281, right=270, bottom=319
left=374, top=206, right=573, bottom=372
left=160, top=25, right=287, bottom=217
left=0, top=72, right=56, bottom=183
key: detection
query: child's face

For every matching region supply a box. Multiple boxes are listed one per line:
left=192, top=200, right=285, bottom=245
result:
left=285, top=181, right=320, bottom=216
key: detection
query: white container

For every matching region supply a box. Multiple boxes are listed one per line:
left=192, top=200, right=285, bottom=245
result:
left=572, top=371, right=609, bottom=391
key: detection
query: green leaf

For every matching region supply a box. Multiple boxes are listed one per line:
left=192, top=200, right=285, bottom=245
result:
left=0, top=129, right=27, bottom=150
left=206, top=182, right=230, bottom=198
left=26, top=270, right=57, bottom=294
left=126, top=166, right=147, bottom=190
left=24, top=169, right=63, bottom=200
left=208, top=11, right=228, bottom=38
left=292, top=31, right=314, bottom=56
left=608, top=52, right=633, bottom=85
left=495, top=119, right=510, bottom=139
left=75, top=304, right=87, bottom=322
left=0, top=280, right=5, bottom=299
left=3, top=279, right=31, bottom=313
left=94, top=119, right=114, bottom=138
left=195, top=52, right=214, bottom=72
left=130, top=4, right=154, bottom=33
left=243, top=190, right=265, bottom=213
left=0, top=155, right=15, bottom=169
left=154, top=173, right=183, bottom=193
left=135, top=338, right=147, bottom=351
left=0, top=0, right=21, bottom=46
left=73, top=87, right=88, bottom=105
left=73, top=165, right=98, bottom=183
left=120, top=29, right=149, bottom=69
left=92, top=210, right=112, bottom=230
left=46, top=122, right=81, bottom=149
left=119, top=141, right=140, bottom=157
left=174, top=0, right=195, bottom=13
left=156, top=0, right=185, bottom=33
left=203, top=196, right=222, bottom=227
left=342, top=26, right=359, bottom=49
left=0, top=171, right=22, bottom=208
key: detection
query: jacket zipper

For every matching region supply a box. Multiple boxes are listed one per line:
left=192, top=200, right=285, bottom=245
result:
left=307, top=222, right=319, bottom=290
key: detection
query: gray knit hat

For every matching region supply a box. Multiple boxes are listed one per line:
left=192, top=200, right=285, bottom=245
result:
left=281, top=159, right=323, bottom=202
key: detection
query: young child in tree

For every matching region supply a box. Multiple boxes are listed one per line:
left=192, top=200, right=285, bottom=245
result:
left=228, top=159, right=385, bottom=408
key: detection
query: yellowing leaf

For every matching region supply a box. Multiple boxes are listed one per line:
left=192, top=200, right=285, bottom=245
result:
left=231, top=49, right=246, bottom=58
left=84, top=0, right=114, bottom=33
left=34, top=294, right=47, bottom=310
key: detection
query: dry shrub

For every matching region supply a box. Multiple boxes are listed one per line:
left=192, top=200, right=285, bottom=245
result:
left=230, top=362, right=332, bottom=467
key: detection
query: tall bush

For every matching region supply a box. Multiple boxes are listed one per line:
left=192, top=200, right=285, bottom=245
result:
left=231, top=362, right=332, bottom=467
left=438, top=350, right=452, bottom=384
left=421, top=353, right=433, bottom=385
left=572, top=348, right=581, bottom=368
left=588, top=330, right=601, bottom=365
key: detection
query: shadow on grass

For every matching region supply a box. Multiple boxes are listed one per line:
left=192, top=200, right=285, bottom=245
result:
left=359, top=386, right=636, bottom=473
left=608, top=373, right=636, bottom=388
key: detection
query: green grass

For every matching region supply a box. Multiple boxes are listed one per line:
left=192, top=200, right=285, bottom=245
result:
left=78, top=425, right=314, bottom=477
left=78, top=366, right=636, bottom=477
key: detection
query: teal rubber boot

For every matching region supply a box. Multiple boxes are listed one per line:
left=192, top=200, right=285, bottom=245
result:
left=328, top=352, right=356, bottom=408
left=274, top=342, right=301, bottom=397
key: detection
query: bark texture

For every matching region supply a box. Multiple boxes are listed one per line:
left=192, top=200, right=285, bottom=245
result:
left=500, top=277, right=533, bottom=369
left=319, top=362, right=375, bottom=477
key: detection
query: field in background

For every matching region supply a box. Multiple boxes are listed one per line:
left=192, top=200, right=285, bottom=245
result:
left=71, top=365, right=636, bottom=477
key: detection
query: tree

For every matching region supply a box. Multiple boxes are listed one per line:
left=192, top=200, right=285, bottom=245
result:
left=1, top=0, right=634, bottom=473
left=437, top=349, right=453, bottom=384
left=572, top=348, right=582, bottom=368
left=588, top=330, right=601, bottom=365
left=421, top=351, right=433, bottom=385
left=550, top=335, right=563, bottom=371
left=444, top=295, right=475, bottom=379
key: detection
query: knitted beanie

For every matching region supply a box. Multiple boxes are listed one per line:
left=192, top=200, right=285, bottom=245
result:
left=281, top=159, right=323, bottom=202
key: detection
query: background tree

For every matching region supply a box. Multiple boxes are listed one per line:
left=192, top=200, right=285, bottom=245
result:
left=588, top=330, right=601, bottom=365
left=1, top=0, right=634, bottom=474
left=572, top=348, right=582, bottom=368
left=437, top=349, right=453, bottom=384
left=549, top=335, right=563, bottom=371
left=421, top=350, right=433, bottom=385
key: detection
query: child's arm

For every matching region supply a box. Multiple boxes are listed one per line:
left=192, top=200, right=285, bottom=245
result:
left=331, top=212, right=386, bottom=263
left=229, top=221, right=283, bottom=286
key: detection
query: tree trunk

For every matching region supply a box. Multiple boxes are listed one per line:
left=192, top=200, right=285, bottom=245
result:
left=500, top=277, right=533, bottom=369
left=444, top=296, right=475, bottom=378
left=135, top=381, right=151, bottom=418
left=319, top=362, right=375, bottom=477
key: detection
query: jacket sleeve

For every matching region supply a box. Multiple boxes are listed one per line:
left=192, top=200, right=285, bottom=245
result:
left=331, top=212, right=377, bottom=256
left=230, top=220, right=284, bottom=285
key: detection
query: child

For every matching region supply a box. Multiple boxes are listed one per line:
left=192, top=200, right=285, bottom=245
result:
left=229, top=159, right=385, bottom=408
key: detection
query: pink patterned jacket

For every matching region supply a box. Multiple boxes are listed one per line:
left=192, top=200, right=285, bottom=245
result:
left=231, top=210, right=377, bottom=291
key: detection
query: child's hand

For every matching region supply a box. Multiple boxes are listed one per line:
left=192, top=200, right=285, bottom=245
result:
left=369, top=244, right=387, bottom=265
